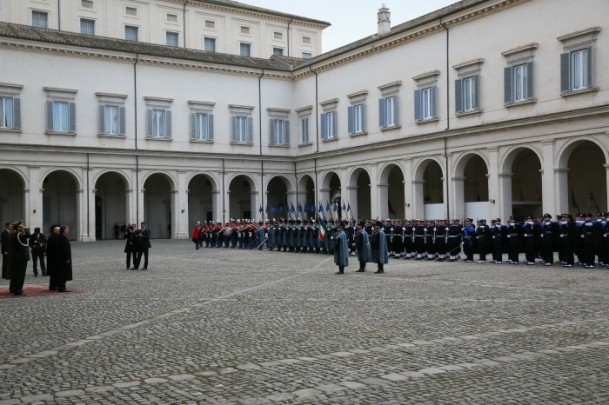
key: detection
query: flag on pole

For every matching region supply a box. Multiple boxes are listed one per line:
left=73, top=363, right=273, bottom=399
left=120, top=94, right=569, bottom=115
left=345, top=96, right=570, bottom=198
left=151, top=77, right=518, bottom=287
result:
left=326, top=202, right=331, bottom=213
left=333, top=201, right=338, bottom=212
left=318, top=202, right=324, bottom=213
left=347, top=202, right=351, bottom=212
left=297, top=203, right=303, bottom=213
left=258, top=205, right=263, bottom=214
left=318, top=215, right=327, bottom=241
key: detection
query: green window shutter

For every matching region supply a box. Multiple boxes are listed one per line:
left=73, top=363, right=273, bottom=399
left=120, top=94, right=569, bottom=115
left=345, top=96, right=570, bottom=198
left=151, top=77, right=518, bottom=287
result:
left=560, top=52, right=570, bottom=92
left=504, top=67, right=512, bottom=104
left=118, top=106, right=126, bottom=135
left=414, top=90, right=422, bottom=121
left=208, top=114, right=214, bottom=140
left=13, top=98, right=21, bottom=129
left=46, top=101, right=53, bottom=131
left=69, top=102, right=76, bottom=132
left=455, top=79, right=463, bottom=113
left=99, top=105, right=105, bottom=133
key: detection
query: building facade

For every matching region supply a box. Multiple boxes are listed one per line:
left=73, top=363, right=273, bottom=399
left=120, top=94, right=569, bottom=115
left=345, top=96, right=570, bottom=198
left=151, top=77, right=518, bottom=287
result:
left=0, top=0, right=607, bottom=241
left=0, top=0, right=328, bottom=59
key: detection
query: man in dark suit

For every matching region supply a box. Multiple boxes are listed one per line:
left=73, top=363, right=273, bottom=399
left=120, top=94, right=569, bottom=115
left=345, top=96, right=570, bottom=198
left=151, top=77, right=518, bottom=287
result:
left=135, top=222, right=151, bottom=270
left=1, top=222, right=12, bottom=279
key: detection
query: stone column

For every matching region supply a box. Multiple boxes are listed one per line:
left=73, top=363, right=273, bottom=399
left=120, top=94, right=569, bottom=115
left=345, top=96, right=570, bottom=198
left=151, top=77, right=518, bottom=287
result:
left=498, top=172, right=513, bottom=220
left=541, top=140, right=556, bottom=215
left=176, top=171, right=189, bottom=240
left=554, top=168, right=569, bottom=216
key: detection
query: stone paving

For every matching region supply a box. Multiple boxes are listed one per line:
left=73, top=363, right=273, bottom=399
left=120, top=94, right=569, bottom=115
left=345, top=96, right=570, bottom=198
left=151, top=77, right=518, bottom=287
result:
left=1, top=240, right=609, bottom=404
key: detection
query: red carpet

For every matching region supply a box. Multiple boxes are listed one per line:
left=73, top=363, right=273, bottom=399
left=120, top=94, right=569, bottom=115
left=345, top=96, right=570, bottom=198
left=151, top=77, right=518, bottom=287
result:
left=0, top=284, right=83, bottom=299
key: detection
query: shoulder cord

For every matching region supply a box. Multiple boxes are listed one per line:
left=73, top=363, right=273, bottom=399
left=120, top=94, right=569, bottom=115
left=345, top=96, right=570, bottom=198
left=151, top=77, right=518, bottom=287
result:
left=17, top=232, right=29, bottom=247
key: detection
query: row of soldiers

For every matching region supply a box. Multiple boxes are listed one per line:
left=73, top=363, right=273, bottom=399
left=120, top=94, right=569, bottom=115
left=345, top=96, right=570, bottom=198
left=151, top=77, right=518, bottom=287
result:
left=192, top=212, right=609, bottom=268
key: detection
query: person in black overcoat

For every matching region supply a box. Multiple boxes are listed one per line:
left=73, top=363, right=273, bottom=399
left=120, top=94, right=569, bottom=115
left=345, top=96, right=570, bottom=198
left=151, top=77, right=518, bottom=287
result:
left=47, top=225, right=72, bottom=292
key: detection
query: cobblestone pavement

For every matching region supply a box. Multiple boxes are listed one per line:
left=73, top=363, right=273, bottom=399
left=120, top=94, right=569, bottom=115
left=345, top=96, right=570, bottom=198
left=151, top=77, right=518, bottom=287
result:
left=2, top=241, right=609, bottom=404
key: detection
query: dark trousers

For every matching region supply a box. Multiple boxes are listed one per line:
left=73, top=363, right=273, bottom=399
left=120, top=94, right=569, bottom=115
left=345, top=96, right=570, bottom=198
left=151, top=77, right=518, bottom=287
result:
left=9, top=260, right=27, bottom=293
left=126, top=251, right=133, bottom=269
left=32, top=251, right=46, bottom=275
left=135, top=249, right=149, bottom=269
left=2, top=253, right=8, bottom=279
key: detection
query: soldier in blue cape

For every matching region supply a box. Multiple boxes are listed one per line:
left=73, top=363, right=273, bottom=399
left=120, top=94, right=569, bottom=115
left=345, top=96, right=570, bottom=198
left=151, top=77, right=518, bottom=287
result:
left=333, top=224, right=349, bottom=274
left=355, top=221, right=371, bottom=272
left=370, top=221, right=389, bottom=274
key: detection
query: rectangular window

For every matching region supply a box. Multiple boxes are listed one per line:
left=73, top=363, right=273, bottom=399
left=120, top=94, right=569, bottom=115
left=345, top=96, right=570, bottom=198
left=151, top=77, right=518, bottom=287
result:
left=47, top=100, right=76, bottom=133
left=125, top=25, right=139, bottom=41
left=274, top=32, right=283, bottom=40
left=81, top=0, right=94, bottom=8
left=348, top=104, right=366, bottom=135
left=191, top=112, right=214, bottom=141
left=231, top=116, right=253, bottom=143
left=414, top=86, right=437, bottom=121
left=32, top=10, right=48, bottom=28
left=203, top=37, right=216, bottom=52
left=80, top=18, right=95, bottom=35
left=272, top=47, right=283, bottom=56
left=99, top=105, right=125, bottom=135
left=561, top=48, right=592, bottom=93
left=240, top=26, right=250, bottom=34
left=205, top=20, right=215, bottom=29
left=300, top=117, right=309, bottom=144
left=455, top=75, right=479, bottom=113
left=167, top=14, right=178, bottom=23
left=301, top=52, right=312, bottom=60
left=320, top=111, right=337, bottom=140
left=270, top=119, right=289, bottom=145
left=302, top=36, right=311, bottom=44
left=166, top=31, right=179, bottom=47
left=147, top=109, right=171, bottom=139
left=504, top=61, right=533, bottom=104
left=126, top=7, right=137, bottom=16
left=0, top=96, right=20, bottom=129
left=240, top=42, right=251, bottom=57
left=379, top=96, right=398, bottom=128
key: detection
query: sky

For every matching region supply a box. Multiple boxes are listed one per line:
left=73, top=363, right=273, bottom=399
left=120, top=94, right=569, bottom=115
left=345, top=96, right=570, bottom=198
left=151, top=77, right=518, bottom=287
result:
left=243, top=0, right=458, bottom=52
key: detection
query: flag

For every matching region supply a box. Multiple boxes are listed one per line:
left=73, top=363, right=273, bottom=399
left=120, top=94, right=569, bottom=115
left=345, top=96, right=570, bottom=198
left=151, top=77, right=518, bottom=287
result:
left=258, top=205, right=263, bottom=214
left=318, top=215, right=327, bottom=241
left=333, top=201, right=338, bottom=212
left=347, top=202, right=351, bottom=212
left=290, top=202, right=295, bottom=214
left=342, top=202, right=346, bottom=211
left=318, top=202, right=324, bottom=213
left=297, top=203, right=303, bottom=213
left=265, top=206, right=270, bottom=214
left=325, top=201, right=331, bottom=213
left=271, top=206, right=277, bottom=216
left=279, top=205, right=284, bottom=214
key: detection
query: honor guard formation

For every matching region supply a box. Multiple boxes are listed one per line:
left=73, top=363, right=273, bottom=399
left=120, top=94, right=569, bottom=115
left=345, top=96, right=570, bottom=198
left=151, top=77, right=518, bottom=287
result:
left=189, top=211, right=609, bottom=270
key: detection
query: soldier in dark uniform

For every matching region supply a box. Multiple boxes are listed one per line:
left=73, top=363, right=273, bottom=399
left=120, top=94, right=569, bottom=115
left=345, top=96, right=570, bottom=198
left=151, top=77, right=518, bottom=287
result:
left=521, top=215, right=537, bottom=265
left=7, top=220, right=30, bottom=296
left=403, top=220, right=414, bottom=259
left=462, top=218, right=475, bottom=262
left=505, top=217, right=521, bottom=264
left=490, top=218, right=505, bottom=264
left=475, top=219, right=490, bottom=263
left=425, top=220, right=436, bottom=260
left=413, top=220, right=426, bottom=260
left=539, top=213, right=557, bottom=266
left=580, top=212, right=596, bottom=268
left=447, top=219, right=462, bottom=262
left=558, top=214, right=576, bottom=267
left=434, top=219, right=448, bottom=261
left=595, top=212, right=607, bottom=266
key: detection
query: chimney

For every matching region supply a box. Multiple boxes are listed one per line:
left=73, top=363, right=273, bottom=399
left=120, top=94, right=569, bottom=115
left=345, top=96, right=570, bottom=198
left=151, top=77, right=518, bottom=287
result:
left=377, top=4, right=391, bottom=35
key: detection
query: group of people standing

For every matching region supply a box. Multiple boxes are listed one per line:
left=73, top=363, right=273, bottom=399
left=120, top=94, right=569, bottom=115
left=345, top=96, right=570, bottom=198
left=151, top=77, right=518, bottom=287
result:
left=1, top=221, right=72, bottom=296
left=123, top=222, right=151, bottom=270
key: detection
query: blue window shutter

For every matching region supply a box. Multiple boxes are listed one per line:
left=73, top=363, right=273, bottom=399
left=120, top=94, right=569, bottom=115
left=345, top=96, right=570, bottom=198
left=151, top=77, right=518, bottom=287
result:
left=69, top=102, right=76, bottom=132
left=247, top=117, right=253, bottom=143
left=166, top=110, right=172, bottom=138
left=321, top=112, right=327, bottom=140
left=414, top=89, right=422, bottom=121
left=99, top=105, right=105, bottom=133
left=473, top=75, right=480, bottom=110
left=13, top=98, right=21, bottom=129
left=347, top=106, right=354, bottom=134
left=46, top=101, right=53, bottom=131
left=455, top=79, right=463, bottom=113
left=430, top=86, right=437, bottom=118
left=379, top=98, right=386, bottom=128
left=504, top=67, right=512, bottom=104
left=147, top=109, right=153, bottom=137
left=119, top=106, right=126, bottom=135
left=526, top=61, right=533, bottom=99
left=560, top=52, right=570, bottom=93
left=208, top=114, right=214, bottom=140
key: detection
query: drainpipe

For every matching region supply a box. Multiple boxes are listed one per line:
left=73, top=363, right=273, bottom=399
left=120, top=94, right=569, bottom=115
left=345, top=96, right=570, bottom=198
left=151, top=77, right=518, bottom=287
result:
left=222, top=158, right=226, bottom=223
left=440, top=20, right=450, bottom=220
left=57, top=0, right=61, bottom=30
left=310, top=66, right=320, bottom=207
left=86, top=152, right=90, bottom=238
left=183, top=1, right=188, bottom=48
left=133, top=54, right=140, bottom=222
left=258, top=70, right=265, bottom=220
